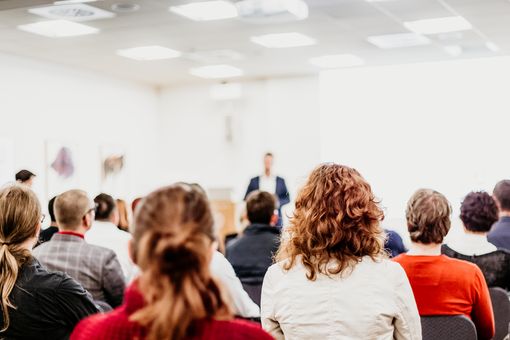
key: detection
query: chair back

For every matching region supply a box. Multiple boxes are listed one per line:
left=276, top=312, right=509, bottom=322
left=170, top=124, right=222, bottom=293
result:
left=241, top=281, right=262, bottom=306
left=421, top=315, right=477, bottom=340
left=490, top=287, right=510, bottom=340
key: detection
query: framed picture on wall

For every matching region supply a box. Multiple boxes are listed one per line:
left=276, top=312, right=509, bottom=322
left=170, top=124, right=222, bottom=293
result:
left=45, top=140, right=80, bottom=199
left=100, top=145, right=128, bottom=197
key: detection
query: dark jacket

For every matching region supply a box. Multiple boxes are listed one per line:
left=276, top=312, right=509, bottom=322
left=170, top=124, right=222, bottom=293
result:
left=0, top=258, right=99, bottom=339
left=488, top=216, right=510, bottom=250
left=226, top=224, right=280, bottom=283
left=442, top=244, right=510, bottom=291
left=38, top=226, right=59, bottom=244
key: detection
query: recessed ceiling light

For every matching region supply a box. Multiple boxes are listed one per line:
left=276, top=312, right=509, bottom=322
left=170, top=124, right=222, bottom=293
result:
left=443, top=45, right=463, bottom=57
left=53, top=0, right=97, bottom=4
left=367, top=32, right=430, bottom=49
left=17, top=20, right=99, bottom=37
left=29, top=4, right=115, bottom=22
left=251, top=32, right=316, bottom=48
left=190, top=65, right=243, bottom=79
left=116, top=45, right=182, bottom=61
left=236, top=0, right=308, bottom=20
left=169, top=1, right=238, bottom=21
left=309, top=54, right=365, bottom=69
left=404, top=16, right=472, bottom=35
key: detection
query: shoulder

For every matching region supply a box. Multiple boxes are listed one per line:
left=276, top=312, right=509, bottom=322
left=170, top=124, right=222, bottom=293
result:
left=207, top=319, right=273, bottom=339
left=71, top=308, right=136, bottom=340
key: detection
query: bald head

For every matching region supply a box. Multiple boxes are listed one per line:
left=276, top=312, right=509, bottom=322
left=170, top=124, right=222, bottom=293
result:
left=55, top=190, right=94, bottom=231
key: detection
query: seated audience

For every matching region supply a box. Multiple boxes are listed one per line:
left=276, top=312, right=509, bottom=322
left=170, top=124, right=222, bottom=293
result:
left=33, top=190, right=125, bottom=310
left=71, top=183, right=273, bottom=340
left=488, top=180, right=510, bottom=249
left=87, top=193, right=135, bottom=282
left=261, top=164, right=421, bottom=339
left=226, top=191, right=280, bottom=283
left=15, top=169, right=35, bottom=187
left=384, top=229, right=407, bottom=257
left=394, top=189, right=495, bottom=340
left=116, top=199, right=129, bottom=232
left=0, top=185, right=99, bottom=339
left=37, top=196, right=59, bottom=244
left=442, top=191, right=510, bottom=290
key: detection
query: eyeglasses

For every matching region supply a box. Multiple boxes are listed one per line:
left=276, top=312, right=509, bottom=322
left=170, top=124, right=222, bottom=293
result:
left=40, top=214, right=46, bottom=224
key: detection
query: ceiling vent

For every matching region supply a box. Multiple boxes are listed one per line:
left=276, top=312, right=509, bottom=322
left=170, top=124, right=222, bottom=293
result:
left=28, top=3, right=115, bottom=21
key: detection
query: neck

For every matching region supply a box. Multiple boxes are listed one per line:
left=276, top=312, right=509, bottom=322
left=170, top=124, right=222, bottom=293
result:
left=408, top=242, right=442, bottom=256
left=264, top=170, right=271, bottom=177
left=60, top=225, right=87, bottom=235
left=22, top=237, right=37, bottom=251
left=464, top=229, right=488, bottom=236
left=500, top=211, right=510, bottom=218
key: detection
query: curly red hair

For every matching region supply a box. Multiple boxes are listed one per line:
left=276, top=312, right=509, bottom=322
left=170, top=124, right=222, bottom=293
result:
left=276, top=164, right=385, bottom=280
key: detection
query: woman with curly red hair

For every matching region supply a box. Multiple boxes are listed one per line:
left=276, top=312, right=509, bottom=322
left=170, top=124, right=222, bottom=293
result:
left=261, top=163, right=421, bottom=339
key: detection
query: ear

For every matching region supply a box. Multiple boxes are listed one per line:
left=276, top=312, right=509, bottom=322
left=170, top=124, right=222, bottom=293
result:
left=128, top=238, right=137, bottom=265
left=270, top=213, right=279, bottom=226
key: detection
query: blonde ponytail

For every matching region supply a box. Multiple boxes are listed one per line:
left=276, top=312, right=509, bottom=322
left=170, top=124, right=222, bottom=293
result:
left=0, top=185, right=40, bottom=332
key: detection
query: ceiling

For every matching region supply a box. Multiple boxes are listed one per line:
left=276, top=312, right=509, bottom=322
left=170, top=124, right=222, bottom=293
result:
left=1, top=0, right=509, bottom=87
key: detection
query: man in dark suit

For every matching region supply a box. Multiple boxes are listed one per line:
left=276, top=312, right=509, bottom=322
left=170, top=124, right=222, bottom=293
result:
left=488, top=179, right=510, bottom=250
left=245, top=152, right=289, bottom=227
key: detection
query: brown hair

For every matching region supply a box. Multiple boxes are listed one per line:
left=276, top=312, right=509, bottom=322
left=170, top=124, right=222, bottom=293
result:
left=493, top=180, right=510, bottom=211
left=130, top=183, right=232, bottom=340
left=0, top=185, right=40, bottom=332
left=276, top=164, right=385, bottom=281
left=406, top=189, right=451, bottom=244
left=246, top=191, right=276, bottom=225
left=460, top=191, right=498, bottom=233
left=54, top=190, right=90, bottom=231
left=116, top=199, right=129, bottom=231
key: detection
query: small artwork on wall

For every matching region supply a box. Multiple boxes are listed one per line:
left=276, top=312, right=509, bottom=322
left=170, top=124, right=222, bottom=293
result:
left=46, top=141, right=79, bottom=199
left=100, top=145, right=127, bottom=197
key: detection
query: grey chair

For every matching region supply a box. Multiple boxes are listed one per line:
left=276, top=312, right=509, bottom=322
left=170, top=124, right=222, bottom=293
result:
left=490, top=287, right=510, bottom=340
left=421, top=315, right=477, bottom=340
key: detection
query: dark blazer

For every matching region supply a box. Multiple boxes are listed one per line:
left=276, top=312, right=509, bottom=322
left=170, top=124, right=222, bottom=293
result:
left=488, top=217, right=510, bottom=250
left=226, top=224, right=280, bottom=283
left=245, top=176, right=290, bottom=226
left=1, top=258, right=99, bottom=339
left=33, top=233, right=125, bottom=310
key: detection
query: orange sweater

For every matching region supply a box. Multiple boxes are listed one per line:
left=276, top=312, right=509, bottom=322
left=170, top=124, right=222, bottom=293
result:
left=393, top=254, right=495, bottom=340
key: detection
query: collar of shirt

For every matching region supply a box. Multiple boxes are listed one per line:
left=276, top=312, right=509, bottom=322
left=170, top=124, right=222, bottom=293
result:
left=57, top=231, right=85, bottom=239
left=447, top=233, right=496, bottom=256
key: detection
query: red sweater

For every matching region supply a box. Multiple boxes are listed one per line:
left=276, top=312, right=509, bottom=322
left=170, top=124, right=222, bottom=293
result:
left=393, top=254, right=495, bottom=340
left=70, top=284, right=273, bottom=340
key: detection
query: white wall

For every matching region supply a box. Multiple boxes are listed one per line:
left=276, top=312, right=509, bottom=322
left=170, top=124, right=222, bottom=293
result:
left=320, top=56, right=510, bottom=240
left=158, top=76, right=321, bottom=210
left=0, top=53, right=161, bottom=205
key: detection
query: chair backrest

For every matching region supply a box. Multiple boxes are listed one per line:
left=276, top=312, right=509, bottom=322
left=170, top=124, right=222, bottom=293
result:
left=490, top=287, right=510, bottom=340
left=241, top=282, right=262, bottom=307
left=421, top=315, right=477, bottom=340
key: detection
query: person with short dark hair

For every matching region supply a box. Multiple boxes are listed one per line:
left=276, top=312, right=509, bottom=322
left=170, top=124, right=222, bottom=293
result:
left=442, top=191, right=510, bottom=291
left=38, top=196, right=59, bottom=244
left=15, top=169, right=35, bottom=187
left=394, top=189, right=495, bottom=340
left=33, top=190, right=125, bottom=310
left=226, top=191, right=280, bottom=285
left=86, top=193, right=135, bottom=282
left=384, top=229, right=407, bottom=258
left=488, top=180, right=510, bottom=249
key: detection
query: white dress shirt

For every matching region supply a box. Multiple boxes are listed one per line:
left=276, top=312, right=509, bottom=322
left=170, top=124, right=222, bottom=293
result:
left=262, top=256, right=422, bottom=340
left=259, top=175, right=277, bottom=194
left=447, top=232, right=497, bottom=256
left=210, top=251, right=260, bottom=318
left=85, top=221, right=137, bottom=283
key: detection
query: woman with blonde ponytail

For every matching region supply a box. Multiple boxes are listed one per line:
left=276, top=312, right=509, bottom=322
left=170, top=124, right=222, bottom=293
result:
left=72, top=183, right=272, bottom=340
left=0, top=185, right=99, bottom=339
